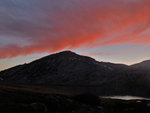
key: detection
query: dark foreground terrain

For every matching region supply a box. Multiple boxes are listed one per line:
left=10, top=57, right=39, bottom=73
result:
left=0, top=83, right=150, bottom=113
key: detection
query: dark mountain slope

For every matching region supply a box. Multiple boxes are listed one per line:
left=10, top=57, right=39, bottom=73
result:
left=131, top=60, right=150, bottom=70
left=0, top=51, right=128, bottom=84
left=0, top=51, right=150, bottom=97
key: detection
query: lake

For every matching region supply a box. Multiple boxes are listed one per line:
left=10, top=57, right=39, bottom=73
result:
left=101, top=96, right=150, bottom=100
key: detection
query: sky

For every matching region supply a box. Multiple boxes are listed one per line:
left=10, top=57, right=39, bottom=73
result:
left=0, top=0, right=150, bottom=71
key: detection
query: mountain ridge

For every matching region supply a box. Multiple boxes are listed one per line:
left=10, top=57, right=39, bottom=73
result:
left=0, top=50, right=129, bottom=72
left=0, top=50, right=128, bottom=83
left=0, top=50, right=150, bottom=97
left=2, top=50, right=148, bottom=72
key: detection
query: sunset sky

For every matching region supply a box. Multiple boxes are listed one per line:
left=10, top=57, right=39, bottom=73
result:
left=0, top=0, right=150, bottom=71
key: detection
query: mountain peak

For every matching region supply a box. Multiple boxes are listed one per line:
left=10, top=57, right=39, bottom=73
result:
left=56, top=50, right=78, bottom=56
left=59, top=50, right=75, bottom=53
left=47, top=50, right=96, bottom=62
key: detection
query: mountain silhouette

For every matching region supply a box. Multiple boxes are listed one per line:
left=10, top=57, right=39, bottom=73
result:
left=0, top=51, right=150, bottom=97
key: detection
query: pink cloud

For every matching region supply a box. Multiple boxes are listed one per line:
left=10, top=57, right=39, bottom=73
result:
left=0, top=0, right=150, bottom=59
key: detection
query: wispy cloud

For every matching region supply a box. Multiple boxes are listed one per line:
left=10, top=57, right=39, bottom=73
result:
left=0, top=0, right=150, bottom=59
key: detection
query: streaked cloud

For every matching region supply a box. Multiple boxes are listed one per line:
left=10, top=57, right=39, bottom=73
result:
left=0, top=0, right=150, bottom=59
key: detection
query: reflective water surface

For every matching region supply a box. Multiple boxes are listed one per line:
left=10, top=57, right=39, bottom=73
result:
left=101, top=96, right=150, bottom=100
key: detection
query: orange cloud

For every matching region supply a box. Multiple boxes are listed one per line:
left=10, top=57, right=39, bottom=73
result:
left=0, top=0, right=150, bottom=59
